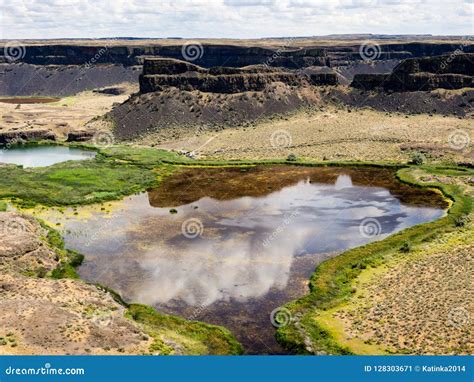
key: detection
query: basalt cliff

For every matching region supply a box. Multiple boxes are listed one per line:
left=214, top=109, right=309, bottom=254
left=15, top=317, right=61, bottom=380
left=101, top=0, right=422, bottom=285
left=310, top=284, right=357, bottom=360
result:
left=351, top=53, right=474, bottom=91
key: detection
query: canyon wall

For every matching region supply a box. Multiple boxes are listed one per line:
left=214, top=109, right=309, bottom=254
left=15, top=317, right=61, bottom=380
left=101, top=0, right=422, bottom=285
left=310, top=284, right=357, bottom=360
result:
left=351, top=53, right=474, bottom=91
left=2, top=42, right=472, bottom=68
left=139, top=58, right=338, bottom=94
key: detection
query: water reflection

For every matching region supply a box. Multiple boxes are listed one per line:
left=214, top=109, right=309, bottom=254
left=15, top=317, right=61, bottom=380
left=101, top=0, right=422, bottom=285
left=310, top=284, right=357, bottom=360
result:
left=37, top=167, right=446, bottom=353
left=0, top=145, right=96, bottom=167
left=128, top=176, right=441, bottom=307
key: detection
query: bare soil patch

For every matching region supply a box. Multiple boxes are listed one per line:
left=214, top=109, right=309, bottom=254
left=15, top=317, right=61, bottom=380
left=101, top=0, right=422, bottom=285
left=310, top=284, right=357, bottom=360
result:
left=0, top=83, right=136, bottom=140
left=152, top=106, right=473, bottom=164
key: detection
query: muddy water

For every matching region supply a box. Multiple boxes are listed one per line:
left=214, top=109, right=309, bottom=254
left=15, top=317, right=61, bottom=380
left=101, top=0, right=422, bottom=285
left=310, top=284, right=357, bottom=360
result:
left=0, top=97, right=60, bottom=104
left=37, top=166, right=447, bottom=354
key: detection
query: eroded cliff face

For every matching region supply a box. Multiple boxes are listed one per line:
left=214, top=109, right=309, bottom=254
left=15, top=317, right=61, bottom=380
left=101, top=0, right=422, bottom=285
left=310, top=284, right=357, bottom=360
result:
left=0, top=63, right=140, bottom=96
left=139, top=58, right=338, bottom=94
left=384, top=53, right=474, bottom=91
left=1, top=41, right=472, bottom=68
left=351, top=53, right=474, bottom=91
left=327, top=42, right=474, bottom=65
left=0, top=44, right=328, bottom=68
left=1, top=39, right=472, bottom=97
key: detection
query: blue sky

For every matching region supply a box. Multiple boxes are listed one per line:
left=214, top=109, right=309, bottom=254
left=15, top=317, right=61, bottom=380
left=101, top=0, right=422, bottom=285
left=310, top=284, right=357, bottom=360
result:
left=1, top=0, right=473, bottom=39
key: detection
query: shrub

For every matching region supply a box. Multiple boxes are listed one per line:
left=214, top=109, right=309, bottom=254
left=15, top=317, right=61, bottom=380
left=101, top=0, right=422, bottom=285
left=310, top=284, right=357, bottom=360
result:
left=410, top=153, right=425, bottom=165
left=399, top=242, right=411, bottom=253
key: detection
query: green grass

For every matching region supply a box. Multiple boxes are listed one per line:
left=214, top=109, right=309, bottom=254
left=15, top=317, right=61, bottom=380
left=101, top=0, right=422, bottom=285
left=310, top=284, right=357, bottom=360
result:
left=50, top=251, right=84, bottom=279
left=0, top=143, right=403, bottom=209
left=127, top=304, right=243, bottom=355
left=35, top=220, right=84, bottom=279
left=0, top=158, right=162, bottom=207
left=275, top=166, right=473, bottom=354
left=98, top=146, right=187, bottom=167
left=2, top=143, right=471, bottom=355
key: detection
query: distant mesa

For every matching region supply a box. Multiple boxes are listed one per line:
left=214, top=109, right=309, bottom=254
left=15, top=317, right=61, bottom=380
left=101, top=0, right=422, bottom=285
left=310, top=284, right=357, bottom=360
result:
left=139, top=58, right=339, bottom=94
left=351, top=53, right=474, bottom=91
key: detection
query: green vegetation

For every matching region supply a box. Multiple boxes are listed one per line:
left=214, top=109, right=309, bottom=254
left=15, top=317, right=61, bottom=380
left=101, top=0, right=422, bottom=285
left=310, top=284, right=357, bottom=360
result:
left=0, top=143, right=403, bottom=209
left=50, top=250, right=84, bottom=279
left=275, top=166, right=473, bottom=354
left=2, top=143, right=471, bottom=355
left=127, top=304, right=243, bottom=355
left=409, top=152, right=425, bottom=165
left=0, top=149, right=168, bottom=207
left=36, top=220, right=84, bottom=279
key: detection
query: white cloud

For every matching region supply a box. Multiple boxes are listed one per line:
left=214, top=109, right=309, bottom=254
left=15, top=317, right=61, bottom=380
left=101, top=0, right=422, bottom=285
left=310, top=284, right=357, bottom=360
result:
left=0, top=0, right=472, bottom=39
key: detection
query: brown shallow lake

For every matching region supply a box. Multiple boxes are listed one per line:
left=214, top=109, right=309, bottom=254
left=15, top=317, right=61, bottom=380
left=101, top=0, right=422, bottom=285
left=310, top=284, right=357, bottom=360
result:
left=0, top=97, right=60, bottom=104
left=37, top=166, right=447, bottom=354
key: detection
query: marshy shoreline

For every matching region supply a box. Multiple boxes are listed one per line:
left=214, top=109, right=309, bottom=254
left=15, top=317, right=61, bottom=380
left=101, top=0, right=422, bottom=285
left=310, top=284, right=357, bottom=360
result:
left=1, top=142, right=471, bottom=355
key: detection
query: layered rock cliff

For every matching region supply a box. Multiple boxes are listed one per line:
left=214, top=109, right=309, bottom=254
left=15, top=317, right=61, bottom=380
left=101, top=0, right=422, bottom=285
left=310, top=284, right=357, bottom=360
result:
left=0, top=44, right=328, bottom=68
left=139, top=58, right=338, bottom=94
left=2, top=41, right=472, bottom=68
left=351, top=53, right=474, bottom=91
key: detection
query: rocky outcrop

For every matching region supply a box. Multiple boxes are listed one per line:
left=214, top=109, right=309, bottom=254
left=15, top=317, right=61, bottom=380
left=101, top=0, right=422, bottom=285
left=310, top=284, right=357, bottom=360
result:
left=384, top=53, right=473, bottom=91
left=0, top=212, right=150, bottom=355
left=140, top=72, right=301, bottom=94
left=350, top=53, right=473, bottom=91
left=322, top=86, right=474, bottom=116
left=0, top=212, right=59, bottom=275
left=351, top=73, right=390, bottom=90
left=143, top=58, right=206, bottom=75
left=140, top=58, right=294, bottom=93
left=0, top=129, right=56, bottom=145
left=139, top=58, right=338, bottom=94
left=66, top=130, right=96, bottom=142
left=308, top=73, right=339, bottom=86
